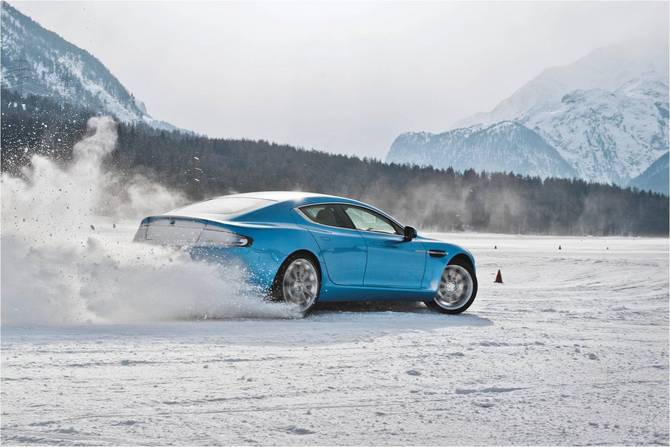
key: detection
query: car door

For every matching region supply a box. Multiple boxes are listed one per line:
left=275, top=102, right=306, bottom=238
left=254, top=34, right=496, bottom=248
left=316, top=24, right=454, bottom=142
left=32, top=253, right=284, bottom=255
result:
left=298, top=204, right=367, bottom=286
left=341, top=205, right=426, bottom=289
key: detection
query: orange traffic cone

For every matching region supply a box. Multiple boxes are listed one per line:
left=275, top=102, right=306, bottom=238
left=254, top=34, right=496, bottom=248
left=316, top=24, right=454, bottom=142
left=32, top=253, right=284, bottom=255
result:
left=494, top=269, right=503, bottom=284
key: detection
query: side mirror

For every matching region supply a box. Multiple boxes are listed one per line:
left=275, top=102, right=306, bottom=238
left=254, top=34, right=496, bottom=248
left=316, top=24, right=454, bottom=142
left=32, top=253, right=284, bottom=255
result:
left=403, top=226, right=417, bottom=241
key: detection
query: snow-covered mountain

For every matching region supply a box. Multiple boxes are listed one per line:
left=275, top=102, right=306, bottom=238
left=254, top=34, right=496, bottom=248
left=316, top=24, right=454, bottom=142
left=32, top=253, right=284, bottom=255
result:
left=521, top=73, right=668, bottom=184
left=0, top=2, right=179, bottom=131
left=629, top=152, right=669, bottom=195
left=388, top=40, right=669, bottom=193
left=457, top=41, right=668, bottom=129
left=387, top=121, right=576, bottom=179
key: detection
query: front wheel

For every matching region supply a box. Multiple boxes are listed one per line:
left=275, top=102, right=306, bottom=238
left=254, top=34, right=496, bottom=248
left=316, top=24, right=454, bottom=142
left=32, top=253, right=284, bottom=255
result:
left=274, top=255, right=321, bottom=315
left=426, top=262, right=478, bottom=314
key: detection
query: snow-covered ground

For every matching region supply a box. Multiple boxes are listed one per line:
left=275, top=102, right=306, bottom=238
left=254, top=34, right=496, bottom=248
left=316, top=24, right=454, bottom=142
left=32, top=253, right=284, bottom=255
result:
left=2, top=232, right=668, bottom=445
left=1, top=118, right=668, bottom=444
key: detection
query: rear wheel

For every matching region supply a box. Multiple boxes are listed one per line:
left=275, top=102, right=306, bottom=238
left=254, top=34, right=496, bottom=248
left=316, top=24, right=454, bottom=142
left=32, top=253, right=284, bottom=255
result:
left=426, top=262, right=478, bottom=314
left=274, top=254, right=320, bottom=315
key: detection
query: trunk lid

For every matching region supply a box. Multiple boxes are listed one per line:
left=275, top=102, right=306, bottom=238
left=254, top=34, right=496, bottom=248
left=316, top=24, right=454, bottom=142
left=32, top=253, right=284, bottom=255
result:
left=134, top=216, right=207, bottom=246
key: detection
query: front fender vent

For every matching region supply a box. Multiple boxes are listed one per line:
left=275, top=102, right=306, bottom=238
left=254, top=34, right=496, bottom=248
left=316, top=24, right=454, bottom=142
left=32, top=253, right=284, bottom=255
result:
left=428, top=249, right=447, bottom=258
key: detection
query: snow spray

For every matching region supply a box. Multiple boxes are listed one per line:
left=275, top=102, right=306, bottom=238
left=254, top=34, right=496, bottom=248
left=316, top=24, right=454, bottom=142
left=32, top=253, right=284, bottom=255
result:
left=1, top=117, right=297, bottom=324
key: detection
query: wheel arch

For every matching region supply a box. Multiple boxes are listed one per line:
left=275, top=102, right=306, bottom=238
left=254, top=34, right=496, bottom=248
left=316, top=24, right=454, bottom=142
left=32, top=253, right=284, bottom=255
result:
left=270, top=249, right=323, bottom=298
left=448, top=252, right=474, bottom=271
left=284, top=249, right=322, bottom=276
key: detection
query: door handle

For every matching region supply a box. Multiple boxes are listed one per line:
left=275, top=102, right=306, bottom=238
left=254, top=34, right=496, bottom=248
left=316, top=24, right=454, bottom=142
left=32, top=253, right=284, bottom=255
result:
left=320, top=236, right=331, bottom=241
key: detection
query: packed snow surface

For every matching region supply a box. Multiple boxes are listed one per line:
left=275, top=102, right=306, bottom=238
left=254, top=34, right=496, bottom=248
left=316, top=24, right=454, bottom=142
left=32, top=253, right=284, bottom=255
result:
left=2, top=233, right=668, bottom=445
left=1, top=116, right=668, bottom=444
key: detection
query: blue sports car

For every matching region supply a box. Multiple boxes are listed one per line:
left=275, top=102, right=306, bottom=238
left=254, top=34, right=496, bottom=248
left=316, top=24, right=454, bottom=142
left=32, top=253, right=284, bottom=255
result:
left=134, top=191, right=478, bottom=315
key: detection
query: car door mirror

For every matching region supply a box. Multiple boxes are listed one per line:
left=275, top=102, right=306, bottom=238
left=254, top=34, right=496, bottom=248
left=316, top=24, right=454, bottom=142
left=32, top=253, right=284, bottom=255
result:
left=403, top=226, right=417, bottom=241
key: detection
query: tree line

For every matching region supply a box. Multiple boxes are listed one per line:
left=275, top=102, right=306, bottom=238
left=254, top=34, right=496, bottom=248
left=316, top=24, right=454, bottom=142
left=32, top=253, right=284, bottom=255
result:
left=2, top=89, right=668, bottom=236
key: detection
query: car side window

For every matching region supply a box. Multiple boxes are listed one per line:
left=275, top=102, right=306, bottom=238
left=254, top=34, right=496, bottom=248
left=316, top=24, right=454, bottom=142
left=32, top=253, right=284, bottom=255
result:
left=342, top=206, right=400, bottom=235
left=300, top=205, right=354, bottom=229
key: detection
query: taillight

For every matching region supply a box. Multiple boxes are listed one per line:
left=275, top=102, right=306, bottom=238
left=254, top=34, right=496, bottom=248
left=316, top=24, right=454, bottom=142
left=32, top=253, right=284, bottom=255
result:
left=197, top=227, right=252, bottom=247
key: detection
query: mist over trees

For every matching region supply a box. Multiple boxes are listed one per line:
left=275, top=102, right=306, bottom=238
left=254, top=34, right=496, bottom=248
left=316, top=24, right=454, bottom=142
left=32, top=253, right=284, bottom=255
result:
left=2, top=89, right=668, bottom=236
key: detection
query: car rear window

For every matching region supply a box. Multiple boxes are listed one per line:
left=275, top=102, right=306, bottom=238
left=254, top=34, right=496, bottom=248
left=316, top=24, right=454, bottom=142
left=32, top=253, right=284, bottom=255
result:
left=171, top=197, right=274, bottom=216
left=300, top=204, right=355, bottom=229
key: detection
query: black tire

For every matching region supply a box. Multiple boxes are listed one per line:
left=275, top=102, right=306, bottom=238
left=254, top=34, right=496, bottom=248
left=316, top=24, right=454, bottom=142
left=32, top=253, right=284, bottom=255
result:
left=426, top=259, right=478, bottom=314
left=271, top=252, right=321, bottom=315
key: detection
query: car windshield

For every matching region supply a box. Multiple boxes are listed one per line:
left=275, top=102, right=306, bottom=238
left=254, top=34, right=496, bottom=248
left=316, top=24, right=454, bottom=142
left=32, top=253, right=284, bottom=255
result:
left=171, top=197, right=274, bottom=216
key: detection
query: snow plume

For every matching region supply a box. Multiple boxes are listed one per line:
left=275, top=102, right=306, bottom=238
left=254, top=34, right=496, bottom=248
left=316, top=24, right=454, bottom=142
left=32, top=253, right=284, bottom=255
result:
left=1, top=117, right=296, bottom=324
left=356, top=178, right=530, bottom=234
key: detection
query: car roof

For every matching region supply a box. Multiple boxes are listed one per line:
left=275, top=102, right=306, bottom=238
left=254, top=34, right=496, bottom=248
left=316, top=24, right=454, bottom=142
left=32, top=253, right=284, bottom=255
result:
left=229, top=191, right=403, bottom=226
left=223, top=191, right=361, bottom=205
left=162, top=191, right=403, bottom=226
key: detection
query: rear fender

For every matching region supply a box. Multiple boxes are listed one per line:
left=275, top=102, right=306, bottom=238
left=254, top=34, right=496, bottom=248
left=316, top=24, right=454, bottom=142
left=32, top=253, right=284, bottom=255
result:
left=203, top=223, right=321, bottom=291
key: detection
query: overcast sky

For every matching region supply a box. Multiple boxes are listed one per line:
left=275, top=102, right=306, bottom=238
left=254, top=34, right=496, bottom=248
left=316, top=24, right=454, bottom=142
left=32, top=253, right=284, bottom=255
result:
left=14, top=1, right=669, bottom=158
